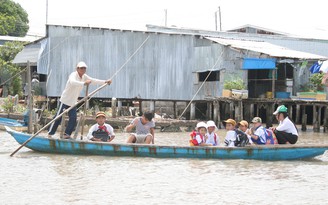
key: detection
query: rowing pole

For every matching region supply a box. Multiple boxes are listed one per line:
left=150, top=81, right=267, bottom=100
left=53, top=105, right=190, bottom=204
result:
left=10, top=83, right=109, bottom=157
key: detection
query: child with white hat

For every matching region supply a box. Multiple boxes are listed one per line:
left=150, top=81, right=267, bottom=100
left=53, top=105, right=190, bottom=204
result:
left=206, top=120, right=219, bottom=146
left=189, top=122, right=213, bottom=146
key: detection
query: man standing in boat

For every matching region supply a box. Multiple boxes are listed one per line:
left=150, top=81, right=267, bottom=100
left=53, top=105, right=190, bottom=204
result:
left=125, top=111, right=155, bottom=144
left=48, top=61, right=111, bottom=139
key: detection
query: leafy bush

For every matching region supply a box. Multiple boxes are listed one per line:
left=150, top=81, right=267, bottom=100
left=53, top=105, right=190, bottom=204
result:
left=1, top=97, right=14, bottom=113
left=224, top=78, right=246, bottom=90
left=309, top=73, right=324, bottom=92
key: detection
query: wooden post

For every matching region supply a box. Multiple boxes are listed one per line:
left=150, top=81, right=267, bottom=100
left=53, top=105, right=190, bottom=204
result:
left=229, top=102, right=234, bottom=118
left=313, top=105, right=320, bottom=132
left=207, top=102, right=213, bottom=119
left=112, top=97, right=117, bottom=118
left=217, top=102, right=221, bottom=129
left=288, top=105, right=293, bottom=121
left=213, top=101, right=218, bottom=124
left=27, top=61, right=33, bottom=134
left=296, top=104, right=301, bottom=124
left=117, top=100, right=123, bottom=116
left=235, top=103, right=240, bottom=122
left=150, top=101, right=155, bottom=112
left=266, top=104, right=273, bottom=127
left=324, top=106, right=328, bottom=132
left=318, top=106, right=322, bottom=132
left=301, top=105, right=307, bottom=131
left=138, top=100, right=142, bottom=114
left=250, top=103, right=254, bottom=120
left=173, top=101, right=177, bottom=119
left=190, top=102, right=196, bottom=120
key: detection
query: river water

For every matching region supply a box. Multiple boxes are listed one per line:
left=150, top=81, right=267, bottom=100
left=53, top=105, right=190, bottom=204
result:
left=1, top=129, right=328, bottom=205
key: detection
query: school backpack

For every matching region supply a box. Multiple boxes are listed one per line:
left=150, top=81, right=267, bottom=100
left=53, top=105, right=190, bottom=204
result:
left=92, top=126, right=110, bottom=142
left=234, top=129, right=249, bottom=147
left=263, top=128, right=278, bottom=145
left=189, top=130, right=204, bottom=146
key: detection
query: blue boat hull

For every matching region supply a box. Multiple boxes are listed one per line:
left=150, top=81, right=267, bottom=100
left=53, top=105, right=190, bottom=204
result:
left=5, top=127, right=328, bottom=160
left=0, top=117, right=26, bottom=127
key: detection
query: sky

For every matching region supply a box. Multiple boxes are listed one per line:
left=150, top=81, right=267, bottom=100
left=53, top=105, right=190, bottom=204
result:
left=13, top=0, right=328, bottom=39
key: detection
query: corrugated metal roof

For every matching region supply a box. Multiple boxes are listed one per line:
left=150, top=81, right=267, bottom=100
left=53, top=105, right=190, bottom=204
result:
left=12, top=42, right=41, bottom=65
left=147, top=25, right=328, bottom=57
left=206, top=37, right=327, bottom=60
left=0, top=35, right=43, bottom=43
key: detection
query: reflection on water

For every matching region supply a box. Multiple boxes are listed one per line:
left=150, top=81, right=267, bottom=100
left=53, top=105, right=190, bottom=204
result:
left=0, top=130, right=328, bottom=204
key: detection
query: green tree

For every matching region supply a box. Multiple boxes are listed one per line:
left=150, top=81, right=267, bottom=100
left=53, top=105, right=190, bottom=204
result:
left=0, top=0, right=29, bottom=37
left=0, top=41, right=25, bottom=97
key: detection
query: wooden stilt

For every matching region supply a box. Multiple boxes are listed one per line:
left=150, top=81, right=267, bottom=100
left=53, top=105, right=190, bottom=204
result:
left=266, top=104, right=273, bottom=127
left=240, top=100, right=244, bottom=120
left=318, top=106, right=322, bottom=132
left=112, top=98, right=117, bottom=118
left=296, top=104, right=301, bottom=124
left=235, top=101, right=240, bottom=122
left=313, top=105, right=320, bottom=132
left=250, top=104, right=254, bottom=120
left=207, top=102, right=213, bottom=120
left=117, top=100, right=123, bottom=116
left=213, top=101, right=218, bottom=124
left=301, top=105, right=307, bottom=131
left=150, top=101, right=155, bottom=112
left=324, top=107, right=328, bottom=132
left=217, top=102, right=221, bottom=129
left=229, top=102, right=234, bottom=119
left=173, top=101, right=177, bottom=119
left=138, top=100, right=142, bottom=114
left=288, top=105, right=293, bottom=121
left=190, top=102, right=196, bottom=120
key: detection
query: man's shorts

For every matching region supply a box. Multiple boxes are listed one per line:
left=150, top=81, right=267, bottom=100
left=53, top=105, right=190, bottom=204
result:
left=131, top=133, right=153, bottom=143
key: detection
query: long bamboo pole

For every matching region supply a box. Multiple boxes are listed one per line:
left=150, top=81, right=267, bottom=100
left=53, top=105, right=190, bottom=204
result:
left=80, top=85, right=89, bottom=139
left=10, top=83, right=109, bottom=157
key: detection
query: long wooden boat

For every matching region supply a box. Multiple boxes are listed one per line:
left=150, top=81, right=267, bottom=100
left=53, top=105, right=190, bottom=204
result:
left=5, top=126, right=328, bottom=160
left=0, top=117, right=27, bottom=131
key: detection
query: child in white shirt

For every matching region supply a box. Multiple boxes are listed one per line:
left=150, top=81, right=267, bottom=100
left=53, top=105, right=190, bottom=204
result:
left=87, top=111, right=115, bottom=142
left=206, top=120, right=219, bottom=146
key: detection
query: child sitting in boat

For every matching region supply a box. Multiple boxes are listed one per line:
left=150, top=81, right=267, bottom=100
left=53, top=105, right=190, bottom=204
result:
left=249, top=117, right=276, bottom=145
left=189, top=122, right=213, bottom=146
left=87, top=111, right=115, bottom=142
left=224, top=118, right=249, bottom=147
left=238, top=120, right=253, bottom=144
left=205, top=120, right=219, bottom=146
left=125, top=111, right=155, bottom=144
left=224, top=119, right=237, bottom=147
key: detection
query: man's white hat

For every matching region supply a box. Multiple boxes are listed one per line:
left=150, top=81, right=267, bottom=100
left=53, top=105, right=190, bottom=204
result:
left=77, top=61, right=88, bottom=68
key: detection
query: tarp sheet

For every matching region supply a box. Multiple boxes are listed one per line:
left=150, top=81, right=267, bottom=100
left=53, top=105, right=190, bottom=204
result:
left=242, top=58, right=276, bottom=69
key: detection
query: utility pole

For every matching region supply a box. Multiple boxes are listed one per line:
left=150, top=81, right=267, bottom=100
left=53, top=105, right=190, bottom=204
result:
left=164, top=9, right=167, bottom=27
left=219, top=6, right=222, bottom=31
left=215, top=7, right=222, bottom=31
left=27, top=61, right=33, bottom=134
left=45, top=0, right=49, bottom=35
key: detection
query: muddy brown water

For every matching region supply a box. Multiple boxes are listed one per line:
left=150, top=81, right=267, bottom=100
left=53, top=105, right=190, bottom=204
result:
left=1, top=129, right=328, bottom=204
